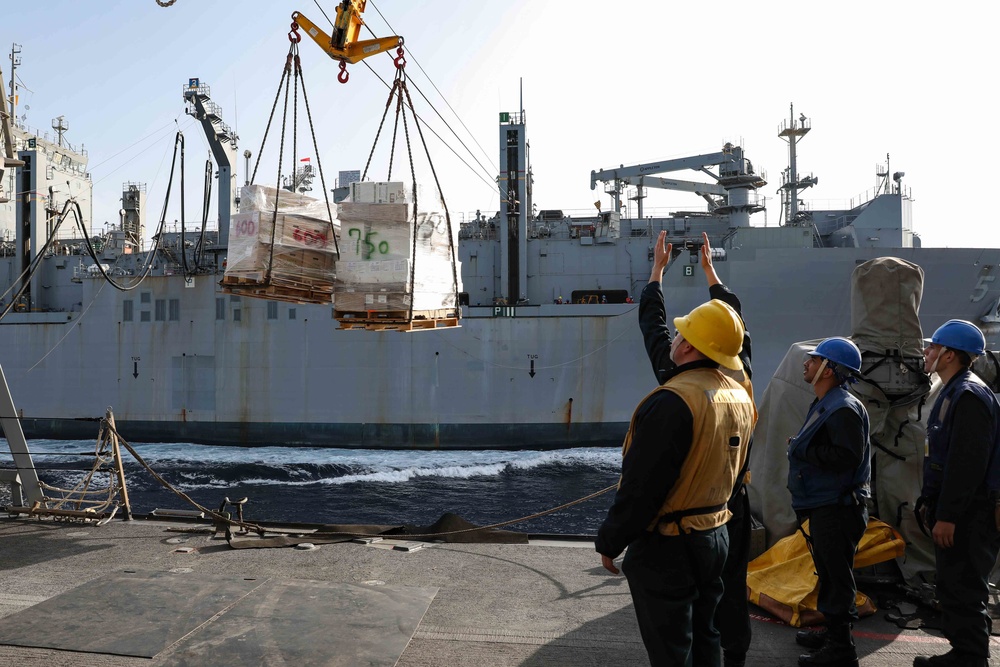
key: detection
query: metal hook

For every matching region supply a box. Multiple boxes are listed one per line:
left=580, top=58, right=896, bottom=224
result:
left=337, top=60, right=350, bottom=84
left=393, top=46, right=406, bottom=70
left=288, top=21, right=302, bottom=43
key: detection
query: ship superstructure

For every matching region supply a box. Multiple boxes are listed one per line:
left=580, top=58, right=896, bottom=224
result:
left=1, top=62, right=998, bottom=448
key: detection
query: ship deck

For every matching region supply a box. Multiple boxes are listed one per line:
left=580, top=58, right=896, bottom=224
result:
left=0, top=517, right=989, bottom=667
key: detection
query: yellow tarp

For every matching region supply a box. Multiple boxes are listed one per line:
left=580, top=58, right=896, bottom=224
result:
left=747, top=518, right=905, bottom=627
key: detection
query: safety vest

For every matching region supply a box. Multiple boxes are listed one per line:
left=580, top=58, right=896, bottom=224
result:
left=923, top=370, right=1000, bottom=498
left=786, top=386, right=871, bottom=511
left=622, top=367, right=756, bottom=536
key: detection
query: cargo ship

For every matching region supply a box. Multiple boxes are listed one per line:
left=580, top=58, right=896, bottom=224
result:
left=3, top=53, right=999, bottom=449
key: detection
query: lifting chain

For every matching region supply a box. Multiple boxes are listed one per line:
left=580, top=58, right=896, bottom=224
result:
left=360, top=63, right=460, bottom=322
left=154, top=0, right=177, bottom=6
left=248, top=34, right=340, bottom=275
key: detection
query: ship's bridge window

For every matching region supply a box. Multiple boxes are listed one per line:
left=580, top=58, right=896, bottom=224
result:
left=289, top=308, right=297, bottom=320
left=141, top=292, right=151, bottom=304
left=169, top=299, right=180, bottom=321
left=155, top=299, right=166, bottom=321
left=267, top=302, right=278, bottom=320
left=123, top=300, right=133, bottom=322
left=140, top=311, right=151, bottom=323
left=216, top=298, right=225, bottom=320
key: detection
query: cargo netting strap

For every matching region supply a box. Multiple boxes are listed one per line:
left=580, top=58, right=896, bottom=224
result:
left=362, top=58, right=461, bottom=322
left=250, top=23, right=340, bottom=285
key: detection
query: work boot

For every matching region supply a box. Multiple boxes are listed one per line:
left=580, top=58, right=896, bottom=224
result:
left=723, top=651, right=746, bottom=667
left=796, top=626, right=828, bottom=650
left=798, top=624, right=858, bottom=667
left=913, top=649, right=989, bottom=667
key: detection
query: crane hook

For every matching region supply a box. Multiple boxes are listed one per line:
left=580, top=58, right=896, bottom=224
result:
left=337, top=60, right=350, bottom=84
left=288, top=21, right=302, bottom=43
left=393, top=46, right=406, bottom=70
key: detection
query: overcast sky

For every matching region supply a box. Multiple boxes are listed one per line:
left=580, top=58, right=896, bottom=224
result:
left=4, top=0, right=993, bottom=248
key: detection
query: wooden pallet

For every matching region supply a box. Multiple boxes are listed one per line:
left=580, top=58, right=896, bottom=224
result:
left=334, top=308, right=460, bottom=331
left=220, top=275, right=333, bottom=305
left=222, top=274, right=334, bottom=291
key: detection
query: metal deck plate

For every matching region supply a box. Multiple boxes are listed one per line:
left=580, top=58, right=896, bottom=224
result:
left=166, top=579, right=437, bottom=666
left=0, top=571, right=437, bottom=665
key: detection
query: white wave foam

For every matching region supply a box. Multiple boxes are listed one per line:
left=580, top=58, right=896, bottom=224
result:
left=2, top=440, right=622, bottom=487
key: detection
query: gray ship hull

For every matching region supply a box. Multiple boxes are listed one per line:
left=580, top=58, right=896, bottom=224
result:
left=2, top=244, right=997, bottom=449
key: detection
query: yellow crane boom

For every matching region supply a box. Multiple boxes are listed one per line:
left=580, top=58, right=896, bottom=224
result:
left=292, top=2, right=400, bottom=66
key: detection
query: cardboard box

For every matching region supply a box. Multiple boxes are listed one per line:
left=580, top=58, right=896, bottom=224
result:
left=349, top=181, right=408, bottom=204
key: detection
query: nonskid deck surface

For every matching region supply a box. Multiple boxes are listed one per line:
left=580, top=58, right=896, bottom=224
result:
left=0, top=518, right=989, bottom=667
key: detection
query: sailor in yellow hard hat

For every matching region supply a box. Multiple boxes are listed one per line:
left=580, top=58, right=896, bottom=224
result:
left=628, top=230, right=756, bottom=667
left=596, top=285, right=756, bottom=667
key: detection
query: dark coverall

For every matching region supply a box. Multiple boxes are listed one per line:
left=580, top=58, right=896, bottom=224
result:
left=923, top=374, right=1000, bottom=660
left=596, top=357, right=732, bottom=667
left=791, top=407, right=869, bottom=628
left=638, top=280, right=753, bottom=663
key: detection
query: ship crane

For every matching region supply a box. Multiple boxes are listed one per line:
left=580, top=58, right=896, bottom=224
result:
left=590, top=143, right=766, bottom=227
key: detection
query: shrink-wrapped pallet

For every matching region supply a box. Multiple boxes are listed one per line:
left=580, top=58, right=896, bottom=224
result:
left=224, top=185, right=338, bottom=299
left=334, top=196, right=459, bottom=315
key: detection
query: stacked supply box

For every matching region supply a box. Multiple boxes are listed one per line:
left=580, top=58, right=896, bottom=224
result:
left=223, top=185, right=338, bottom=303
left=334, top=182, right=459, bottom=315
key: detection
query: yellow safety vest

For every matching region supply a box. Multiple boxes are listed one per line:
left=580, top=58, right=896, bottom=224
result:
left=621, top=367, right=756, bottom=536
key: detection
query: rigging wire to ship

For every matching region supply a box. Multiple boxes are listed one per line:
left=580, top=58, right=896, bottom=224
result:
left=365, top=0, right=498, bottom=177
left=313, top=0, right=498, bottom=196
left=358, top=59, right=498, bottom=196
left=26, top=280, right=107, bottom=373
left=88, top=116, right=195, bottom=184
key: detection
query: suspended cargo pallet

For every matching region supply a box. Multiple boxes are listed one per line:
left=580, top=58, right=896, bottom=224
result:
left=334, top=308, right=459, bottom=331
left=221, top=185, right=338, bottom=305
left=333, top=194, right=461, bottom=326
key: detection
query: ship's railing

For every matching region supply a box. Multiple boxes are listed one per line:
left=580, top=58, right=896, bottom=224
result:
left=804, top=183, right=914, bottom=214
left=847, top=184, right=913, bottom=208
left=12, top=121, right=88, bottom=157
left=160, top=220, right=220, bottom=235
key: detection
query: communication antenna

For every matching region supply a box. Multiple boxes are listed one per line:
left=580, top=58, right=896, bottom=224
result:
left=52, top=115, right=68, bottom=147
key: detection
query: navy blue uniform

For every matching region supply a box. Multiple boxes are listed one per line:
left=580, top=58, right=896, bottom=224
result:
left=922, top=371, right=1000, bottom=661
left=787, top=389, right=870, bottom=626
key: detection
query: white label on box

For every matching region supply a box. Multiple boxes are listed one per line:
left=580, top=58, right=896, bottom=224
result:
left=365, top=294, right=374, bottom=305
left=378, top=294, right=388, bottom=304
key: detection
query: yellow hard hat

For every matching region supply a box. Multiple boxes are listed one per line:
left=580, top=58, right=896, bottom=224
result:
left=673, top=299, right=745, bottom=370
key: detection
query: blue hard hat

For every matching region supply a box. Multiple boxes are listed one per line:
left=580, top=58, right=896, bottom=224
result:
left=929, top=319, right=985, bottom=356
left=812, top=337, right=862, bottom=373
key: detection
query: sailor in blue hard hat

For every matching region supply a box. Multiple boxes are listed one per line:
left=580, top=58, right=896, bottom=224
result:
left=923, top=318, right=986, bottom=374
left=788, top=336, right=871, bottom=667
left=914, top=320, right=999, bottom=667
left=803, top=337, right=863, bottom=387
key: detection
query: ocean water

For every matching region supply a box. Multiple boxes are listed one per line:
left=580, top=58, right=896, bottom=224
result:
left=0, top=441, right=623, bottom=535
